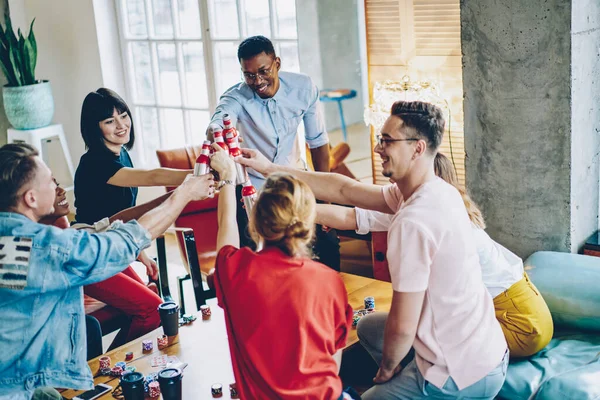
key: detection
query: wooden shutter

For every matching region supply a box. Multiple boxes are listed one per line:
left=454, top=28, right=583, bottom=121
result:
left=365, top=0, right=465, bottom=185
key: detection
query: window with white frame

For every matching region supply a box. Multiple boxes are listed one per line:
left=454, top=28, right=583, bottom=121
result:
left=116, top=0, right=299, bottom=167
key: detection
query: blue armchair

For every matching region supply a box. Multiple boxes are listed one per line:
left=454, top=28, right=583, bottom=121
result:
left=500, top=251, right=600, bottom=399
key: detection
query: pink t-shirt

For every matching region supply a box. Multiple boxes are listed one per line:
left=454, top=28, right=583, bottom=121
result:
left=383, top=178, right=507, bottom=390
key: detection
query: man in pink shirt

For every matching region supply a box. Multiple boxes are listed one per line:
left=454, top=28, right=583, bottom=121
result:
left=237, top=100, right=508, bottom=399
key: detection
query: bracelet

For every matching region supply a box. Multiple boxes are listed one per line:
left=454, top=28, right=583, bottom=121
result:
left=218, top=179, right=235, bottom=189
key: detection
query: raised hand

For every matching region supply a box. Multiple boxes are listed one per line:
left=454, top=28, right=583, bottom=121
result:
left=236, top=148, right=274, bottom=176
left=181, top=173, right=215, bottom=201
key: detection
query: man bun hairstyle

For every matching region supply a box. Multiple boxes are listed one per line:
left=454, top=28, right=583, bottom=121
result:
left=390, top=100, right=445, bottom=152
left=249, top=173, right=316, bottom=258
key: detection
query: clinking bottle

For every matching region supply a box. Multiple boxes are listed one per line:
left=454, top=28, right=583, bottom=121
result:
left=194, top=140, right=211, bottom=176
left=225, top=132, right=249, bottom=185
left=222, top=114, right=238, bottom=139
left=241, top=180, right=257, bottom=218
left=211, top=124, right=228, bottom=151
left=194, top=140, right=214, bottom=197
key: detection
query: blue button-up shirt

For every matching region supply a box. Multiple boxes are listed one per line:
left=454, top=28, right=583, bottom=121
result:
left=209, top=71, right=329, bottom=188
left=0, top=213, right=151, bottom=398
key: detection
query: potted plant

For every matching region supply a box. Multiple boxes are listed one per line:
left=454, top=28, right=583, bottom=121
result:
left=0, top=13, right=54, bottom=130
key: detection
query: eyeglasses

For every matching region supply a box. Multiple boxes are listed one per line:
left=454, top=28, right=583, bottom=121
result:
left=375, top=135, right=419, bottom=147
left=242, top=61, right=275, bottom=82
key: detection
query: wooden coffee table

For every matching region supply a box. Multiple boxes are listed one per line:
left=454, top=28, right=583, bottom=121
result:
left=60, top=273, right=392, bottom=399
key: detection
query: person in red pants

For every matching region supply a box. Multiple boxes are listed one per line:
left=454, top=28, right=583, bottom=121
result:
left=41, top=180, right=171, bottom=349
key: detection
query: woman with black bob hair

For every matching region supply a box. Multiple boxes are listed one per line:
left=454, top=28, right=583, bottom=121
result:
left=74, top=88, right=203, bottom=347
left=75, top=88, right=191, bottom=225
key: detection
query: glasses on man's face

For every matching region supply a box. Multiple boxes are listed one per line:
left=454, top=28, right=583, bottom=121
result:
left=375, top=135, right=419, bottom=147
left=242, top=62, right=275, bottom=83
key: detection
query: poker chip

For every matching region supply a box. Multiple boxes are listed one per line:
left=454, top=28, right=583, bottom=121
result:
left=125, top=366, right=136, bottom=373
left=125, top=351, right=133, bottom=361
left=364, top=296, right=375, bottom=309
left=115, top=361, right=127, bottom=369
left=148, top=381, right=161, bottom=398
left=157, top=334, right=168, bottom=349
left=99, top=367, right=111, bottom=376
left=211, top=383, right=223, bottom=398
left=201, top=304, right=212, bottom=319
left=111, top=366, right=124, bottom=377
left=352, top=308, right=376, bottom=328
left=99, top=356, right=111, bottom=369
left=229, top=383, right=239, bottom=399
left=142, top=339, right=153, bottom=351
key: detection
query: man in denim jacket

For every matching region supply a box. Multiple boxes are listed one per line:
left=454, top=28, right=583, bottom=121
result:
left=0, top=144, right=215, bottom=399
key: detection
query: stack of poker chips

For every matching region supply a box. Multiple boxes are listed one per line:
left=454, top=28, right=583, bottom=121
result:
left=125, top=366, right=136, bottom=374
left=125, top=351, right=134, bottom=361
left=99, top=368, right=111, bottom=376
left=200, top=304, right=212, bottom=319
left=99, top=356, right=111, bottom=369
left=115, top=361, right=127, bottom=369
left=142, top=339, right=153, bottom=352
left=111, top=366, right=124, bottom=377
left=148, top=381, right=161, bottom=398
left=211, top=383, right=223, bottom=398
left=144, top=373, right=159, bottom=394
left=364, top=296, right=376, bottom=309
left=157, top=334, right=169, bottom=349
left=230, top=383, right=239, bottom=399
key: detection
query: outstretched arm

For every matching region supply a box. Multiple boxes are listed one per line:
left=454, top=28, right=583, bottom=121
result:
left=109, top=192, right=173, bottom=223
left=210, top=144, right=240, bottom=252
left=237, top=149, right=393, bottom=213
left=316, top=204, right=358, bottom=231
left=108, top=167, right=191, bottom=188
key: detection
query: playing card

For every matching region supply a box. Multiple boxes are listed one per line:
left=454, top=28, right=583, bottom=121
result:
left=151, top=355, right=168, bottom=367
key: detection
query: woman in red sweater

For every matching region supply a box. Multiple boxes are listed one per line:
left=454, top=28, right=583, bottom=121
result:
left=210, top=145, right=354, bottom=400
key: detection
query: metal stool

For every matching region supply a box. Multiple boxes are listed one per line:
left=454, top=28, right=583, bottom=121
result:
left=319, top=89, right=357, bottom=142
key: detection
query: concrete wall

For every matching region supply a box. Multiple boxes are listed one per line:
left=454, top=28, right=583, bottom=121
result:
left=570, top=0, right=600, bottom=251
left=297, top=0, right=364, bottom=132
left=461, top=0, right=573, bottom=258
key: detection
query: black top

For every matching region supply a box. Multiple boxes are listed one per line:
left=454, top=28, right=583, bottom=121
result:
left=74, top=147, right=138, bottom=224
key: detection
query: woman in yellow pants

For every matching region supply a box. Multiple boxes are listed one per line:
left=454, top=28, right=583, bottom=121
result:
left=318, top=153, right=553, bottom=357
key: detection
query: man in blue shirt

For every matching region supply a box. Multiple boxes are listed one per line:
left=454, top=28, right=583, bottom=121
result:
left=209, top=36, right=339, bottom=270
left=0, top=143, right=214, bottom=399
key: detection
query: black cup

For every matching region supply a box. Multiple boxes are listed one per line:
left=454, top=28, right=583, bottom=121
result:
left=158, top=367, right=183, bottom=400
left=158, top=301, right=180, bottom=336
left=120, top=371, right=145, bottom=400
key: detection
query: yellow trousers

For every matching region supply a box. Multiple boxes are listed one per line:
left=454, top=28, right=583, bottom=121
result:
left=493, top=273, right=554, bottom=358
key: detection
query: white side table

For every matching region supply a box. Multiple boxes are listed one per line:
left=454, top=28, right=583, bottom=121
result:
left=7, top=124, right=75, bottom=191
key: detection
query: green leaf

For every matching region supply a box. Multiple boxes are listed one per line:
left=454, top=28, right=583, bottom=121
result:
left=27, top=20, right=36, bottom=77
left=28, top=19, right=36, bottom=56
left=22, top=38, right=35, bottom=84
left=0, top=49, right=18, bottom=86
left=8, top=47, right=22, bottom=86
left=4, top=13, right=18, bottom=51
left=0, top=15, right=37, bottom=86
left=0, top=20, right=9, bottom=50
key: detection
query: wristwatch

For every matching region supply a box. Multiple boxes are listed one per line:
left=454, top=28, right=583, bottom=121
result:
left=218, top=179, right=235, bottom=189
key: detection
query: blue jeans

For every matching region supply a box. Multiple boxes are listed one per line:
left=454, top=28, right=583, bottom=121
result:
left=358, top=312, right=508, bottom=399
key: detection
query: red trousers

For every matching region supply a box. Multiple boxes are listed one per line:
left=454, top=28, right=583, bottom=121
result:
left=84, top=266, right=162, bottom=349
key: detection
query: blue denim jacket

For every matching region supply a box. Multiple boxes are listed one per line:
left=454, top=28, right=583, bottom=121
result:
left=0, top=212, right=151, bottom=397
